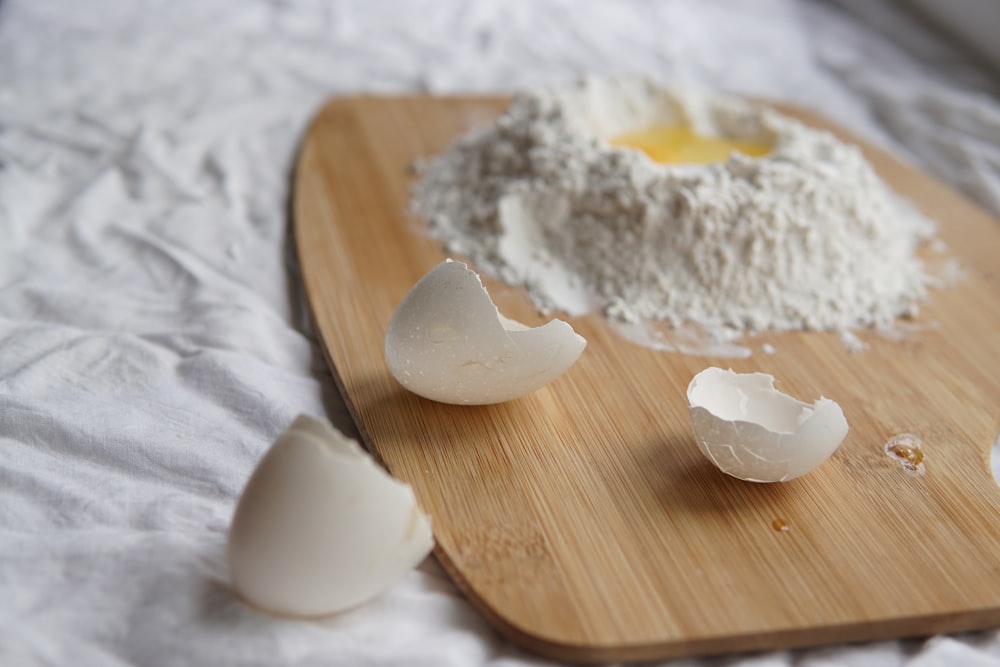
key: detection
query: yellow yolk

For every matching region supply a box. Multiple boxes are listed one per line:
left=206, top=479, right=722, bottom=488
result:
left=609, top=125, right=771, bottom=164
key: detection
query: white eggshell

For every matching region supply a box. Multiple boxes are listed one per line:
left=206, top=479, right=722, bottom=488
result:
left=227, top=415, right=434, bottom=617
left=384, top=259, right=587, bottom=405
left=686, top=367, right=848, bottom=482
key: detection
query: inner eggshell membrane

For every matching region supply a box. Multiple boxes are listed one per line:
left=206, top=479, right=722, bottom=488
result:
left=687, top=367, right=848, bottom=482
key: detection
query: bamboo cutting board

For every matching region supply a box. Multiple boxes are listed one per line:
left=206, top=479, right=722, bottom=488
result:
left=293, top=95, right=1000, bottom=662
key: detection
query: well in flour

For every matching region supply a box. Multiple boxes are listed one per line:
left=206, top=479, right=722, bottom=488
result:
left=412, top=77, right=936, bottom=349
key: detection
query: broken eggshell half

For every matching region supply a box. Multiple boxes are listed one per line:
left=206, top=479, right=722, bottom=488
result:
left=227, top=414, right=434, bottom=618
left=384, top=259, right=587, bottom=405
left=687, top=367, right=848, bottom=482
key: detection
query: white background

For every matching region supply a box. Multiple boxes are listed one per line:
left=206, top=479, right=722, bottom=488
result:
left=2, top=1, right=999, bottom=665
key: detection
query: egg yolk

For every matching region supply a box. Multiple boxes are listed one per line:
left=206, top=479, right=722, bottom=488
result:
left=609, top=125, right=771, bottom=164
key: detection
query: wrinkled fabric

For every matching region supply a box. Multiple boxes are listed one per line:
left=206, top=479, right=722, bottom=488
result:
left=1, top=0, right=998, bottom=665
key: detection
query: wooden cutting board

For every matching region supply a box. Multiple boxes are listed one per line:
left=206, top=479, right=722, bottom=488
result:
left=293, top=95, right=1000, bottom=662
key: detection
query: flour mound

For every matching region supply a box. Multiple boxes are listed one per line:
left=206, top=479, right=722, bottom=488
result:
left=412, top=77, right=934, bottom=338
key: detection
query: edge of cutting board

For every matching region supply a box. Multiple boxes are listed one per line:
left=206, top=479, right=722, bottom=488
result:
left=292, top=93, right=1000, bottom=663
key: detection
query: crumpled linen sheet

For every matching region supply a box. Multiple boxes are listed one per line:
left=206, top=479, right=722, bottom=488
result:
left=1, top=0, right=998, bottom=665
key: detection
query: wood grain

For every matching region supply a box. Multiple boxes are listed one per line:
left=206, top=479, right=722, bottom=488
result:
left=292, top=95, right=1000, bottom=662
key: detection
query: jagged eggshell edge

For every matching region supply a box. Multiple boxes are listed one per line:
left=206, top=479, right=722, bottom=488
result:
left=384, top=259, right=587, bottom=405
left=227, top=414, right=434, bottom=617
left=686, top=367, right=848, bottom=482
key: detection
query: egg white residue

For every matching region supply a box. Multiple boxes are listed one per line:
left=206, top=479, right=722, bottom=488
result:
left=227, top=415, right=434, bottom=618
left=687, top=367, right=849, bottom=482
left=384, top=259, right=587, bottom=405
left=884, top=432, right=926, bottom=477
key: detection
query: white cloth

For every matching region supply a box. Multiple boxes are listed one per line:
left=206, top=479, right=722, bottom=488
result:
left=1, top=1, right=998, bottom=665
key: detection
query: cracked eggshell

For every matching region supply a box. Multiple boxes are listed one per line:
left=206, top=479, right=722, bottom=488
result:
left=687, top=367, right=848, bottom=482
left=384, top=259, right=587, bottom=405
left=227, top=414, right=434, bottom=618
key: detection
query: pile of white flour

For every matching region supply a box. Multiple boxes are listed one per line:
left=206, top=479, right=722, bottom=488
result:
left=413, top=77, right=935, bottom=340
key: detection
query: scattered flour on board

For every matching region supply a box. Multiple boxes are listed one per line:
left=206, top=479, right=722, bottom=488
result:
left=411, top=77, right=937, bottom=349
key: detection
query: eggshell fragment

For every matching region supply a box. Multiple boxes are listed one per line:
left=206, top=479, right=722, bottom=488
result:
left=384, top=259, right=587, bottom=405
left=227, top=415, right=434, bottom=618
left=687, top=367, right=848, bottom=482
